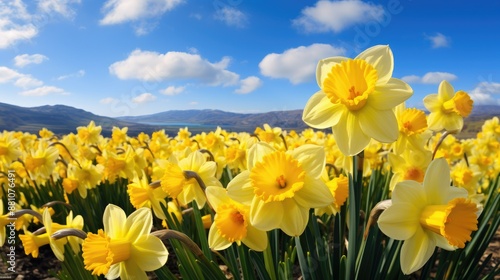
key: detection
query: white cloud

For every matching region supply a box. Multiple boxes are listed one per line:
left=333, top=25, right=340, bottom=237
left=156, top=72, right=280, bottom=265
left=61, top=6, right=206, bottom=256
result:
left=109, top=49, right=239, bottom=86
left=14, top=75, right=43, bottom=88
left=38, top=0, right=81, bottom=18
left=0, top=0, right=80, bottom=49
left=401, top=72, right=457, bottom=84
left=426, top=33, right=450, bottom=48
left=235, top=76, right=262, bottom=94
left=469, top=82, right=500, bottom=105
left=57, top=69, right=85, bottom=80
left=161, top=85, right=185, bottom=96
left=0, top=66, right=43, bottom=88
left=293, top=0, right=385, bottom=33
left=100, top=97, right=117, bottom=104
left=215, top=7, right=247, bottom=27
left=100, top=0, right=182, bottom=25
left=189, top=101, right=198, bottom=105
left=19, top=85, right=67, bottom=96
left=132, top=92, right=157, bottom=103
left=259, top=43, right=345, bottom=84
left=14, top=54, right=48, bottom=67
left=0, top=19, right=38, bottom=49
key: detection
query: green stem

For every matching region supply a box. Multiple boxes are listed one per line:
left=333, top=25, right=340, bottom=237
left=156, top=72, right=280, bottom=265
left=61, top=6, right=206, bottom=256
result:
left=237, top=245, right=252, bottom=280
left=264, top=238, right=277, bottom=280
left=192, top=205, right=213, bottom=261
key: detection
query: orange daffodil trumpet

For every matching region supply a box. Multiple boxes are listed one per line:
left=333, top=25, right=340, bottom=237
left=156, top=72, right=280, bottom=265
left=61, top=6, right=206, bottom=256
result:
left=424, top=80, right=473, bottom=133
left=302, top=45, right=413, bottom=156
left=377, top=158, right=481, bottom=275
left=226, top=142, right=333, bottom=237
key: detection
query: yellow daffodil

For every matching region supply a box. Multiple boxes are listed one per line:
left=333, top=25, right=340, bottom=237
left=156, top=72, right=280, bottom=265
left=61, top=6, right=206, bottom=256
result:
left=388, top=149, right=432, bottom=191
left=206, top=186, right=268, bottom=251
left=315, top=173, right=349, bottom=216
left=378, top=158, right=480, bottom=274
left=0, top=131, right=21, bottom=165
left=161, top=150, right=222, bottom=209
left=127, top=172, right=168, bottom=220
left=393, top=103, right=431, bottom=155
left=227, top=142, right=333, bottom=236
left=451, top=161, right=482, bottom=196
left=77, top=121, right=102, bottom=145
left=0, top=200, right=15, bottom=246
left=423, top=80, right=473, bottom=133
left=82, top=204, right=168, bottom=279
left=302, top=45, right=413, bottom=156
left=19, top=208, right=68, bottom=260
left=23, top=142, right=59, bottom=184
left=65, top=159, right=104, bottom=198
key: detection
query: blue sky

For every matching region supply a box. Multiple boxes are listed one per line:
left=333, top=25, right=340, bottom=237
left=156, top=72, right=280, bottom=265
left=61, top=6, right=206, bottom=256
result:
left=0, top=0, right=499, bottom=117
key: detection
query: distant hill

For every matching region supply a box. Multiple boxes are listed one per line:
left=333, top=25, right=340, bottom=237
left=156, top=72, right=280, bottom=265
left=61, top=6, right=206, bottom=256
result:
left=0, top=102, right=161, bottom=136
left=0, top=102, right=498, bottom=137
left=117, top=109, right=307, bottom=131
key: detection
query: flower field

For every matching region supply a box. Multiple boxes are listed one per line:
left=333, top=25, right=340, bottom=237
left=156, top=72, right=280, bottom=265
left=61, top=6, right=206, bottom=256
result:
left=1, top=46, right=499, bottom=280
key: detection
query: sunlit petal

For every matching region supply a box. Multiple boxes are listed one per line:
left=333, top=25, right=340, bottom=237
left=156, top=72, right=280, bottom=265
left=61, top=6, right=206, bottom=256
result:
left=378, top=202, right=419, bottom=240
left=369, top=78, right=413, bottom=110
left=226, top=171, right=253, bottom=205
left=279, top=199, right=309, bottom=236
left=294, top=177, right=333, bottom=208
left=317, top=56, right=348, bottom=87
left=359, top=106, right=399, bottom=143
left=103, top=204, right=126, bottom=239
left=131, top=235, right=169, bottom=271
left=250, top=198, right=283, bottom=231
left=290, top=144, right=325, bottom=178
left=356, top=45, right=393, bottom=85
left=423, top=158, right=451, bottom=205
left=400, top=227, right=436, bottom=275
left=302, top=91, right=344, bottom=129
left=332, top=112, right=370, bottom=156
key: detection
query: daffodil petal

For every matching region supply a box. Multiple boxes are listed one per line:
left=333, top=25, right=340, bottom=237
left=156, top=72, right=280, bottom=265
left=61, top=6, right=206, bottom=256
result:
left=250, top=198, right=283, bottom=231
left=226, top=171, right=253, bottom=205
left=369, top=78, right=413, bottom=110
left=378, top=202, right=419, bottom=240
left=197, top=161, right=217, bottom=178
left=279, top=199, right=309, bottom=236
left=302, top=90, right=344, bottom=129
left=317, top=56, right=348, bottom=87
left=359, top=106, right=399, bottom=143
left=391, top=180, right=426, bottom=205
left=131, top=235, right=169, bottom=271
left=427, top=112, right=445, bottom=131
left=434, top=233, right=456, bottom=251
left=126, top=208, right=152, bottom=243
left=242, top=225, right=268, bottom=251
left=423, top=94, right=440, bottom=112
left=423, top=158, right=451, bottom=205
left=106, top=263, right=121, bottom=280
left=294, top=177, right=333, bottom=208
left=443, top=115, right=463, bottom=133
left=187, top=151, right=205, bottom=170
left=208, top=223, right=232, bottom=251
left=355, top=45, right=393, bottom=85
left=120, top=260, right=147, bottom=280
left=206, top=186, right=231, bottom=210
left=247, top=142, right=275, bottom=170
left=290, top=144, right=325, bottom=179
left=438, top=80, right=454, bottom=101
left=332, top=112, right=370, bottom=156
left=400, top=227, right=436, bottom=275
left=103, top=204, right=126, bottom=239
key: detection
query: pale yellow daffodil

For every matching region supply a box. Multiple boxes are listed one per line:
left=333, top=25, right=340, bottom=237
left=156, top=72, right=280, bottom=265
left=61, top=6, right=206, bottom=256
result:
left=303, top=45, right=413, bottom=156
left=227, top=142, right=333, bottom=236
left=423, top=80, right=473, bottom=133
left=206, top=186, right=268, bottom=251
left=378, top=158, right=480, bottom=275
left=82, top=204, right=168, bottom=280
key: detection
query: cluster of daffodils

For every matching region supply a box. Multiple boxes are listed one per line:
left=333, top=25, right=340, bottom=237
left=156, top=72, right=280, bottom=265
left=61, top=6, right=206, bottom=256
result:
left=0, top=45, right=498, bottom=278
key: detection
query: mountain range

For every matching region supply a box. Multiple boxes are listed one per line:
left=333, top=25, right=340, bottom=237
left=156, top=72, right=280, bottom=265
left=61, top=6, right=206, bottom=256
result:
left=0, top=102, right=498, bottom=137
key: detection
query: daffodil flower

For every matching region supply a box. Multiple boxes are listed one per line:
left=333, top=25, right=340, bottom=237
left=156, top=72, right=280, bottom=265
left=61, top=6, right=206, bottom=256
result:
left=82, top=204, right=168, bottom=280
left=227, top=142, right=333, bottom=236
left=206, top=186, right=268, bottom=251
left=424, top=80, right=473, bottom=133
left=378, top=158, right=480, bottom=274
left=303, top=45, right=413, bottom=156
